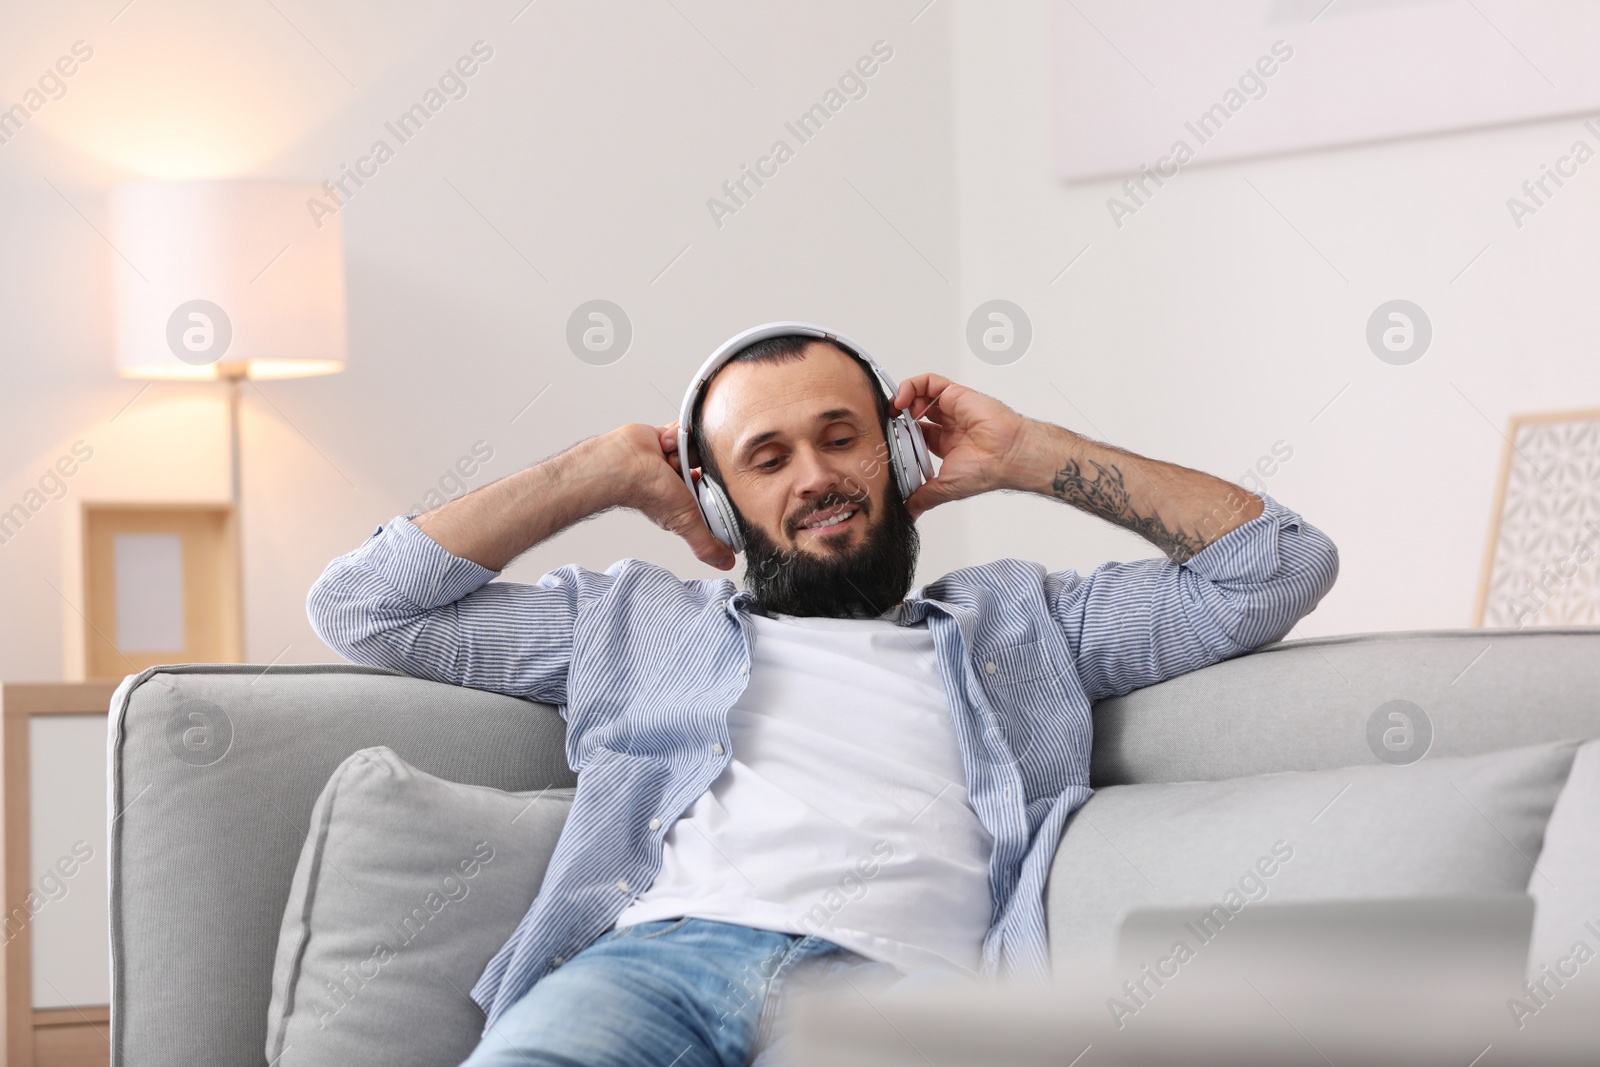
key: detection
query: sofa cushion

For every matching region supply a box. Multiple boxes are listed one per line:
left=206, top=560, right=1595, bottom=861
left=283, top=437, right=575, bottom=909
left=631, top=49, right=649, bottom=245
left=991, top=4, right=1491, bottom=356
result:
left=1527, top=739, right=1600, bottom=983
left=1047, top=739, right=1582, bottom=976
left=265, top=746, right=574, bottom=1067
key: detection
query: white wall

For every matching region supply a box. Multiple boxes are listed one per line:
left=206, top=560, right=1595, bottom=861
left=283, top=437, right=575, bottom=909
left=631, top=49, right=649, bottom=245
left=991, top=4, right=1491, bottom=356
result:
left=0, top=0, right=963, bottom=681
left=4, top=0, right=1597, bottom=684
left=948, top=0, right=1600, bottom=638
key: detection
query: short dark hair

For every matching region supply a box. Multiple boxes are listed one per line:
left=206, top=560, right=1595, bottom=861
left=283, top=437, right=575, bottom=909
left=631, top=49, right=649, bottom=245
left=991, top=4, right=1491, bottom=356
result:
left=688, top=334, right=892, bottom=483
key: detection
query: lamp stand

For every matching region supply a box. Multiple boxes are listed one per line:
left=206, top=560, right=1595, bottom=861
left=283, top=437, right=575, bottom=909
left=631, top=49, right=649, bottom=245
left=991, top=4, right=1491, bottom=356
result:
left=219, top=363, right=248, bottom=663
left=220, top=363, right=246, bottom=503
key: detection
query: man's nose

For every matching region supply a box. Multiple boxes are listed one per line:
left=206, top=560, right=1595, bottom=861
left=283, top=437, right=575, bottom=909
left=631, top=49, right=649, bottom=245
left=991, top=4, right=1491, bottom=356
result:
left=790, top=446, right=854, bottom=500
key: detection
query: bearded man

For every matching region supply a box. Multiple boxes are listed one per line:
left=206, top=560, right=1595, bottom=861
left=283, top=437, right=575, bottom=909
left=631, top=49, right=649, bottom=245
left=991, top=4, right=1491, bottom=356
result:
left=308, top=324, right=1339, bottom=1067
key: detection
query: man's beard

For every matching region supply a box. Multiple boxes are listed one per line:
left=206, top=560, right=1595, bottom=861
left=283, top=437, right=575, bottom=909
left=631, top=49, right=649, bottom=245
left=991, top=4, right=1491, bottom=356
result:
left=735, top=487, right=920, bottom=619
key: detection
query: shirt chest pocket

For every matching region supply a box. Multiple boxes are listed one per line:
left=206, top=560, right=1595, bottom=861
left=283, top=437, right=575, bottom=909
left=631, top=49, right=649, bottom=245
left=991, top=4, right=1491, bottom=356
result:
left=970, top=638, right=1069, bottom=777
left=973, top=637, right=1058, bottom=689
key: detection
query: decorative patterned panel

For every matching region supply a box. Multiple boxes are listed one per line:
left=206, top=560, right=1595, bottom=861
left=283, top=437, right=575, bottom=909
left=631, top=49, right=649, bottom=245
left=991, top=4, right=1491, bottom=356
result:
left=1479, top=412, right=1600, bottom=628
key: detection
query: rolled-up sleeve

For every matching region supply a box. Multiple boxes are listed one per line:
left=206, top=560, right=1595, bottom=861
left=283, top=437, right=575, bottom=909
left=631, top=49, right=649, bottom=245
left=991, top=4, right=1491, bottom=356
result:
left=306, top=516, right=594, bottom=706
left=1043, top=493, right=1339, bottom=703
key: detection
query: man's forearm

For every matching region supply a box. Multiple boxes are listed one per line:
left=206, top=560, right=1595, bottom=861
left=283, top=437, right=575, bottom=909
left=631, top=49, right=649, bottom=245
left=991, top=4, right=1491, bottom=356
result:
left=1001, top=420, right=1264, bottom=563
left=413, top=436, right=619, bottom=571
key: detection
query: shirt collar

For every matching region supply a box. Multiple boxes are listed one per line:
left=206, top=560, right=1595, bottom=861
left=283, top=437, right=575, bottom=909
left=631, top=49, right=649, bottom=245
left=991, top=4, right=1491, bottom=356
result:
left=727, top=588, right=941, bottom=626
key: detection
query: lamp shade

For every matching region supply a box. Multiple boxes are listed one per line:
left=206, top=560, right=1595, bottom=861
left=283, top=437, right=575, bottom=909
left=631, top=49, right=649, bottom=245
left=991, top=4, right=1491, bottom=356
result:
left=110, top=181, right=346, bottom=380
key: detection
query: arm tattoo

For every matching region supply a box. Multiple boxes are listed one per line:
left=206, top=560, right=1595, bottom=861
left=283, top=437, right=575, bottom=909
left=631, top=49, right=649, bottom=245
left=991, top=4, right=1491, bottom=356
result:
left=1050, top=458, right=1209, bottom=563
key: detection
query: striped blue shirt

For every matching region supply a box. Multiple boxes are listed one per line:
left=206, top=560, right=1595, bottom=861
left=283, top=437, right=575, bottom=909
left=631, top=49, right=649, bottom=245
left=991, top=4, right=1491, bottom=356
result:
left=306, top=492, right=1337, bottom=1028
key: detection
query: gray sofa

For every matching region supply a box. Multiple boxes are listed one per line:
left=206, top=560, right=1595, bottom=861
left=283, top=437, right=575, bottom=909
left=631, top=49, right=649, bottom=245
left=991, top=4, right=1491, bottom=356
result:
left=107, top=628, right=1600, bottom=1066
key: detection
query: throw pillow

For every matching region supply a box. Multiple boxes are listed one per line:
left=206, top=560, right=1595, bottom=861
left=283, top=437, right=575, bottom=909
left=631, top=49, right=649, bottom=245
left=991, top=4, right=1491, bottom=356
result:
left=1525, top=739, right=1600, bottom=998
left=1047, top=739, right=1580, bottom=976
left=265, top=746, right=574, bottom=1067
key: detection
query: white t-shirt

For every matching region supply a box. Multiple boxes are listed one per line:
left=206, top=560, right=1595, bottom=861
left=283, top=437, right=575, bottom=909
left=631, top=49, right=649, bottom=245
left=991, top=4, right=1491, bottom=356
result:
left=612, top=611, right=995, bottom=976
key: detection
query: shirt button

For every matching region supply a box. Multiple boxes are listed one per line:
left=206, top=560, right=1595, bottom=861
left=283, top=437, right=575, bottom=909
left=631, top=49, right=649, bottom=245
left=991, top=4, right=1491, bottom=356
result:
left=617, top=880, right=630, bottom=892
left=985, top=660, right=997, bottom=675
left=712, top=742, right=724, bottom=756
left=738, top=664, right=748, bottom=676
left=649, top=818, right=662, bottom=831
left=551, top=956, right=565, bottom=967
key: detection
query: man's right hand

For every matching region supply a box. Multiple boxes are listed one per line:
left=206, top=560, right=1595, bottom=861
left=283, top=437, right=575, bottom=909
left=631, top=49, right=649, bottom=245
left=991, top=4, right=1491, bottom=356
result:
left=603, top=422, right=736, bottom=571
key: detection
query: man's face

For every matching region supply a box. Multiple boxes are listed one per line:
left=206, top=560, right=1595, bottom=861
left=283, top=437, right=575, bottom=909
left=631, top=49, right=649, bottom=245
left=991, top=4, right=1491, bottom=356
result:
left=701, top=342, right=891, bottom=556
left=699, top=342, right=919, bottom=617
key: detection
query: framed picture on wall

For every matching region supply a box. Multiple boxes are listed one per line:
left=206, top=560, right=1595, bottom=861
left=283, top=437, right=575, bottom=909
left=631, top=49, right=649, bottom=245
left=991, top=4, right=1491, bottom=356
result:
left=1475, top=410, right=1600, bottom=629
left=81, top=504, right=241, bottom=679
left=1052, top=0, right=1600, bottom=183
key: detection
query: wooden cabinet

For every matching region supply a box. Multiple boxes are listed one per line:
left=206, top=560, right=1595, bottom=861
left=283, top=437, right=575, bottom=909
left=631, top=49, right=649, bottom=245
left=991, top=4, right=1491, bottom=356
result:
left=2, top=683, right=117, bottom=1067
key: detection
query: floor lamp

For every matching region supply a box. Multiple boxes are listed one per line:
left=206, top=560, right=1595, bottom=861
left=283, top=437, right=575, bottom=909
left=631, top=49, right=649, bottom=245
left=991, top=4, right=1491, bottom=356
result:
left=103, top=181, right=347, bottom=667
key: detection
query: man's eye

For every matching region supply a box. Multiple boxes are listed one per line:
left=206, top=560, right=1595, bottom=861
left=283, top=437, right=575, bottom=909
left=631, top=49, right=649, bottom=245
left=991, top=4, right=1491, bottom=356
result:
left=756, top=457, right=783, bottom=471
left=829, top=437, right=854, bottom=448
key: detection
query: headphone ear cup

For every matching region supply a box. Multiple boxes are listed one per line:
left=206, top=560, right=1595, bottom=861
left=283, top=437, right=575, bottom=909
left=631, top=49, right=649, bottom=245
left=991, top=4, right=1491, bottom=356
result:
left=885, top=415, right=933, bottom=500
left=696, top=475, right=744, bottom=553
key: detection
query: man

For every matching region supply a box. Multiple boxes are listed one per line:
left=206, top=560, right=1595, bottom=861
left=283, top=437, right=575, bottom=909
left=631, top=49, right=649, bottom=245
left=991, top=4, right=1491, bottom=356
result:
left=307, top=328, right=1339, bottom=1066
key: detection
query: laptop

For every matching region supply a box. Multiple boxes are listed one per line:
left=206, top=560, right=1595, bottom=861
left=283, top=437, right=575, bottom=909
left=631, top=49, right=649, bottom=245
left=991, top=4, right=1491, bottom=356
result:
left=791, top=896, right=1591, bottom=1066
left=1115, top=893, right=1535, bottom=997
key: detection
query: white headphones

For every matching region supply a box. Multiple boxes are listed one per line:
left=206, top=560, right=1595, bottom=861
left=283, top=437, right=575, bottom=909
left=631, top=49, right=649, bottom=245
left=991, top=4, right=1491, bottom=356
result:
left=677, top=322, right=935, bottom=553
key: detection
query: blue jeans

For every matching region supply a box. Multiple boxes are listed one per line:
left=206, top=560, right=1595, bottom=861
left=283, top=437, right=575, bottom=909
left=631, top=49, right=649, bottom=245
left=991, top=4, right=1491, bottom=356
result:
left=457, top=917, right=925, bottom=1066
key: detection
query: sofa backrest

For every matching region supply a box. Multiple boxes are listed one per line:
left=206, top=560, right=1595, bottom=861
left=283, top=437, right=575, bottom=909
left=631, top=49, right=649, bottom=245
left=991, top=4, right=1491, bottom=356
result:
left=108, top=664, right=574, bottom=1067
left=1091, top=627, right=1600, bottom=785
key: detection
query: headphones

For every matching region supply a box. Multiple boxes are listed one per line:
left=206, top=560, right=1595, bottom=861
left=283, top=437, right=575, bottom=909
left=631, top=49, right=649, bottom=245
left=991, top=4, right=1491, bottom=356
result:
left=677, top=321, right=935, bottom=553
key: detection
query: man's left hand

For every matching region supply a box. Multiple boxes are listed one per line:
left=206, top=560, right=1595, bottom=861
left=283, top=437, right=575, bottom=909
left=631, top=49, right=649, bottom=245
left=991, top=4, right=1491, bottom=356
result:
left=892, top=373, right=1029, bottom=520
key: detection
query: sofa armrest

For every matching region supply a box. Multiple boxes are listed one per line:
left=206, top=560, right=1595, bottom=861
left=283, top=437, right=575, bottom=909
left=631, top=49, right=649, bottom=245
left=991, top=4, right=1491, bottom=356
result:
left=108, top=664, right=573, bottom=1067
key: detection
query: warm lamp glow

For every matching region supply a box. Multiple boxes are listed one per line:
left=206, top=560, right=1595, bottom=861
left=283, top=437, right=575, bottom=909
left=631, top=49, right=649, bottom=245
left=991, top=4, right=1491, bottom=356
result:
left=110, top=181, right=347, bottom=381
left=123, top=360, right=347, bottom=382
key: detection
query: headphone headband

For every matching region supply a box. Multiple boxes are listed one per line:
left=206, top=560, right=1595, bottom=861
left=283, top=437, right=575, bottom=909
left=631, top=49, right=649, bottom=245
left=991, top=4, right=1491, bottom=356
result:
left=676, top=321, right=902, bottom=487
